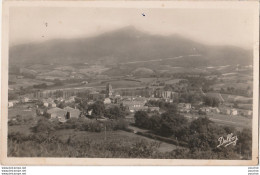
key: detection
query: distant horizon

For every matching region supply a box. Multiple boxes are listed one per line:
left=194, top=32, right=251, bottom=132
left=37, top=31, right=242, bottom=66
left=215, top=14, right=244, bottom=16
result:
left=9, top=25, right=252, bottom=51
left=9, top=7, right=256, bottom=49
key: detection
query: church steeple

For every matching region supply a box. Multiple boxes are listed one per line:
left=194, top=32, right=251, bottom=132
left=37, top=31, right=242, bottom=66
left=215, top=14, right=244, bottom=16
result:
left=106, top=83, right=113, bottom=97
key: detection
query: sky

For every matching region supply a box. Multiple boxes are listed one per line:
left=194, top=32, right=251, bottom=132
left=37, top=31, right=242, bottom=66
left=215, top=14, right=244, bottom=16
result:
left=9, top=6, right=257, bottom=49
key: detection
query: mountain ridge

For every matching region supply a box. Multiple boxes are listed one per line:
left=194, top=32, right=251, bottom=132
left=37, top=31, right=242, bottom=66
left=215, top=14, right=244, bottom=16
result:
left=9, top=26, right=253, bottom=67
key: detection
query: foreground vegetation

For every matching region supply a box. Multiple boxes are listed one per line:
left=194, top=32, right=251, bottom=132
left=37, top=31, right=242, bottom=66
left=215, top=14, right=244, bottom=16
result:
left=8, top=112, right=252, bottom=159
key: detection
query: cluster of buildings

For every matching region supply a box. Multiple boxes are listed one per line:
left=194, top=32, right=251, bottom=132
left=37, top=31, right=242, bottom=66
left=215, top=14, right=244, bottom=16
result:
left=9, top=79, right=253, bottom=125
left=199, top=106, right=252, bottom=117
left=178, top=103, right=192, bottom=113
left=46, top=106, right=81, bottom=123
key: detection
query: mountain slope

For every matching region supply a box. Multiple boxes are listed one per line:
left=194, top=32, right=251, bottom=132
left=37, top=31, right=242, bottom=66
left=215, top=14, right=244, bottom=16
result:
left=9, top=26, right=253, bottom=67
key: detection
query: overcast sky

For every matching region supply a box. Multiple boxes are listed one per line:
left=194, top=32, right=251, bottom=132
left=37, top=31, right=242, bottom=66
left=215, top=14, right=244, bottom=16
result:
left=9, top=6, right=256, bottom=49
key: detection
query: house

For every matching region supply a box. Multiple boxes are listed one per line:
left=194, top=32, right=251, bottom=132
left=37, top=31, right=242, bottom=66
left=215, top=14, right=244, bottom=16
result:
left=87, top=109, right=93, bottom=116
left=221, top=108, right=238, bottom=116
left=104, top=98, right=112, bottom=104
left=178, top=103, right=192, bottom=113
left=211, top=107, right=220, bottom=114
left=154, top=89, right=177, bottom=99
left=42, top=98, right=54, bottom=107
left=122, top=100, right=147, bottom=113
left=8, top=102, right=14, bottom=108
left=81, top=81, right=88, bottom=85
left=148, top=97, right=161, bottom=101
left=239, top=109, right=253, bottom=117
left=65, top=96, right=76, bottom=103
left=200, top=107, right=211, bottom=113
left=49, top=102, right=57, bottom=108
left=56, top=97, right=64, bottom=102
left=43, top=102, right=49, bottom=107
left=88, top=100, right=95, bottom=105
left=21, top=97, right=29, bottom=103
left=47, top=107, right=67, bottom=120
left=200, top=107, right=220, bottom=114
left=8, top=100, right=19, bottom=108
left=231, top=109, right=238, bottom=116
left=63, top=106, right=81, bottom=119
left=148, top=107, right=160, bottom=112
left=47, top=106, right=81, bottom=122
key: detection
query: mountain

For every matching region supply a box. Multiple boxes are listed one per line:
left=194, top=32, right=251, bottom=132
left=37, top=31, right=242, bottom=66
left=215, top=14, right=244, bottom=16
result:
left=9, top=26, right=253, bottom=67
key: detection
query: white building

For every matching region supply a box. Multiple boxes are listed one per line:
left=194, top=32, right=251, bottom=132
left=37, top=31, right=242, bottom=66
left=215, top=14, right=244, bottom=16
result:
left=8, top=102, right=14, bottom=108
left=231, top=109, right=238, bottom=116
left=104, top=98, right=112, bottom=104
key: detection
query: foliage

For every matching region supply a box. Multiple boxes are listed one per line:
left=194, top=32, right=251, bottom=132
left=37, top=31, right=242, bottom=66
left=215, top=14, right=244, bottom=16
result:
left=8, top=132, right=161, bottom=158
left=203, top=96, right=220, bottom=107
left=32, top=118, right=56, bottom=134
left=8, top=93, right=19, bottom=100
left=104, top=106, right=126, bottom=119
left=88, top=101, right=105, bottom=118
left=33, top=83, right=48, bottom=89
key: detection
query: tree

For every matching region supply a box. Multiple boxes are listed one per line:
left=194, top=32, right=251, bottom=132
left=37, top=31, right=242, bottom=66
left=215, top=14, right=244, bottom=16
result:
left=159, top=111, right=188, bottom=137
left=204, top=96, right=220, bottom=107
left=105, top=106, right=125, bottom=119
left=236, top=128, right=252, bottom=159
left=188, top=117, right=228, bottom=153
left=149, top=114, right=161, bottom=131
left=32, top=118, right=55, bottom=134
left=53, top=79, right=63, bottom=86
left=134, top=111, right=149, bottom=128
left=88, top=101, right=105, bottom=118
left=8, top=93, right=18, bottom=100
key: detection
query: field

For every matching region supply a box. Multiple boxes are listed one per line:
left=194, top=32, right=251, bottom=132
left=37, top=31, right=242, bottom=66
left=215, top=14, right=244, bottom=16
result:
left=9, top=76, right=54, bottom=90
left=53, top=129, right=178, bottom=153
left=185, top=113, right=251, bottom=130
left=8, top=103, right=40, bottom=135
left=221, top=94, right=252, bottom=103
left=8, top=103, right=37, bottom=119
left=83, top=79, right=144, bottom=89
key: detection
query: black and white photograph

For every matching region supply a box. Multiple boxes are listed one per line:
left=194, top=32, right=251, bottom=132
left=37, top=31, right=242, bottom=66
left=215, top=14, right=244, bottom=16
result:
left=1, top=1, right=259, bottom=165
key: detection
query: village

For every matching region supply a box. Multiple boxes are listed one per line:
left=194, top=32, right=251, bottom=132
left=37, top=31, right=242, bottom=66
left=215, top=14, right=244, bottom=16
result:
left=8, top=68, right=253, bottom=131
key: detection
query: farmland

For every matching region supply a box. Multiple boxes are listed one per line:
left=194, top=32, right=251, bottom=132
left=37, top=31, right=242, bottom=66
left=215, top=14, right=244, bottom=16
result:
left=184, top=113, right=252, bottom=130
left=54, top=129, right=179, bottom=153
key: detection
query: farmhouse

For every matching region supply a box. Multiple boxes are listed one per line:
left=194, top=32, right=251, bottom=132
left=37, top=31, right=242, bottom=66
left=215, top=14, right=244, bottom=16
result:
left=63, top=106, right=81, bottom=119
left=211, top=107, right=220, bottom=113
left=50, top=102, right=57, bottom=108
left=8, top=102, right=14, bottom=108
left=8, top=100, right=19, bottom=108
left=231, top=109, right=238, bottom=116
left=43, top=102, right=49, bottom=107
left=42, top=98, right=55, bottom=107
left=64, top=96, right=76, bottom=103
left=122, top=100, right=147, bottom=113
left=221, top=108, right=238, bottom=116
left=200, top=107, right=210, bottom=113
left=200, top=107, right=220, bottom=114
left=21, top=97, right=30, bottom=103
left=148, top=107, right=160, bottom=112
left=104, top=98, right=112, bottom=104
left=47, top=107, right=67, bottom=120
left=47, top=106, right=80, bottom=122
left=239, top=109, right=253, bottom=117
left=178, top=103, right=192, bottom=112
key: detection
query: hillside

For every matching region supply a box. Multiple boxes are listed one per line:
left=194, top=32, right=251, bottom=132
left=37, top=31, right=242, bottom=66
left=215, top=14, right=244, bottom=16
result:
left=9, top=26, right=253, bottom=67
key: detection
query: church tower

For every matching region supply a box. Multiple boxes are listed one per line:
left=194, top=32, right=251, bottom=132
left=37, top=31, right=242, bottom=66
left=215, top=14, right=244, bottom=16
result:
left=106, top=83, right=113, bottom=97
